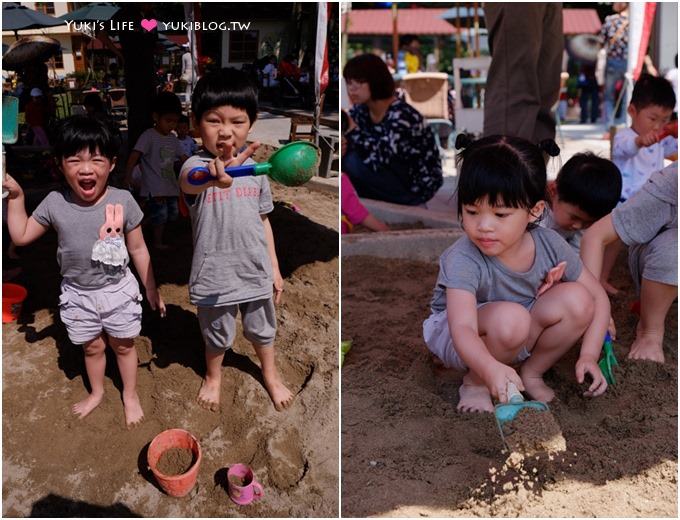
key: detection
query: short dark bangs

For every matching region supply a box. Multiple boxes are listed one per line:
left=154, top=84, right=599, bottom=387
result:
left=54, top=116, right=117, bottom=161
left=191, top=68, right=258, bottom=124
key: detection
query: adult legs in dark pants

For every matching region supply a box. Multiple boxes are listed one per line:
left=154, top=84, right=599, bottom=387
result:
left=483, top=3, right=564, bottom=143
left=343, top=150, right=423, bottom=206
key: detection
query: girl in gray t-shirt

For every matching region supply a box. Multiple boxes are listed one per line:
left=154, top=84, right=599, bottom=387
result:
left=3, top=116, right=165, bottom=429
left=423, top=135, right=611, bottom=414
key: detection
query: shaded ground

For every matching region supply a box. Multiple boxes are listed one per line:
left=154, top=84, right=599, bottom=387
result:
left=342, top=251, right=677, bottom=517
left=2, top=181, right=339, bottom=517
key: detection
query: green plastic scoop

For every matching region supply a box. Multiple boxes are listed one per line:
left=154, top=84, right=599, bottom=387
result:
left=598, top=332, right=619, bottom=386
left=494, top=382, right=550, bottom=446
left=187, top=141, right=321, bottom=187
left=3, top=96, right=19, bottom=199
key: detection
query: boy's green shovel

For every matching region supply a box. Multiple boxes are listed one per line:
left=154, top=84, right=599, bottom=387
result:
left=598, top=332, right=618, bottom=386
left=187, top=141, right=320, bottom=187
left=494, top=382, right=550, bottom=447
left=2, top=95, right=19, bottom=199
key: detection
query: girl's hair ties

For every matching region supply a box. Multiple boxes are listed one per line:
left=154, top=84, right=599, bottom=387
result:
left=538, top=139, right=560, bottom=157
left=455, top=133, right=475, bottom=150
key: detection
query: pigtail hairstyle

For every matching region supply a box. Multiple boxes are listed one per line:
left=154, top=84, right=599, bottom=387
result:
left=455, top=135, right=547, bottom=227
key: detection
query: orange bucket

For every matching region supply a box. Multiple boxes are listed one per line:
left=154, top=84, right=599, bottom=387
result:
left=147, top=429, right=202, bottom=498
left=2, top=283, right=27, bottom=323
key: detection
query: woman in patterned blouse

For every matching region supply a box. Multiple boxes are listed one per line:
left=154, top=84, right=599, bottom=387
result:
left=342, top=54, right=443, bottom=206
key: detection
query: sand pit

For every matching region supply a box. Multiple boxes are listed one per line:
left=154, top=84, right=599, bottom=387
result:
left=2, top=181, right=339, bottom=517
left=342, top=252, right=677, bottom=517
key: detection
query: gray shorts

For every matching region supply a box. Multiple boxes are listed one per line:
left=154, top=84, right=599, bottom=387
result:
left=197, top=298, right=277, bottom=353
left=59, top=269, right=143, bottom=345
left=422, top=308, right=531, bottom=371
left=629, top=227, right=678, bottom=294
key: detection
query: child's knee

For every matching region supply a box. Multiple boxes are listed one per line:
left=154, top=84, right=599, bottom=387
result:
left=83, top=336, right=106, bottom=355
left=489, top=304, right=531, bottom=348
left=562, top=282, right=595, bottom=324
left=110, top=339, right=135, bottom=355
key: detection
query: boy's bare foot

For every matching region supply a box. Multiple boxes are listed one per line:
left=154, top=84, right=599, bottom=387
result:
left=601, top=280, right=620, bottom=296
left=72, top=391, right=104, bottom=419
left=263, top=370, right=294, bottom=411
left=123, top=392, right=144, bottom=428
left=628, top=331, right=665, bottom=363
left=457, top=374, right=493, bottom=413
left=197, top=378, right=221, bottom=412
left=521, top=374, right=555, bottom=402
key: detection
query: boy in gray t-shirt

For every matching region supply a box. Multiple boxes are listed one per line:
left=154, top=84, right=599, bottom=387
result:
left=179, top=69, right=293, bottom=412
left=3, top=116, right=165, bottom=428
left=582, top=162, right=677, bottom=364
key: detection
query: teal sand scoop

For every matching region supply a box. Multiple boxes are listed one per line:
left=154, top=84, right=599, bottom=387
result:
left=494, top=382, right=550, bottom=447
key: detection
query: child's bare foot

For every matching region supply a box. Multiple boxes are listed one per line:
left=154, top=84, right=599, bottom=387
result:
left=263, top=370, right=294, bottom=411
left=520, top=374, right=555, bottom=402
left=72, top=391, right=104, bottom=419
left=601, top=280, right=620, bottom=296
left=628, top=331, right=665, bottom=363
left=457, top=374, right=493, bottom=413
left=123, top=392, right=144, bottom=428
left=197, top=378, right=221, bottom=412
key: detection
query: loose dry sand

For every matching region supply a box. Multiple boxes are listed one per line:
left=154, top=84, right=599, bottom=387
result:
left=2, top=178, right=339, bottom=517
left=342, top=250, right=677, bottom=518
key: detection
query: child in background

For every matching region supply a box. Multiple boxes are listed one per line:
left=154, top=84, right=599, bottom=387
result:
left=2, top=116, right=165, bottom=427
left=24, top=87, right=49, bottom=146
left=541, top=152, right=622, bottom=252
left=581, top=162, right=677, bottom=364
left=179, top=68, right=293, bottom=412
left=423, top=135, right=610, bottom=413
left=605, top=74, right=677, bottom=294
left=176, top=114, right=198, bottom=158
left=341, top=173, right=389, bottom=233
left=125, top=92, right=188, bottom=249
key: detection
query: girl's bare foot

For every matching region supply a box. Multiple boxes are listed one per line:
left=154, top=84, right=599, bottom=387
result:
left=123, top=392, right=144, bottom=428
left=457, top=374, right=493, bottom=412
left=72, top=391, right=104, bottom=419
left=520, top=373, right=555, bottom=402
left=628, top=331, right=665, bottom=363
left=263, top=369, right=294, bottom=411
left=197, top=378, right=221, bottom=412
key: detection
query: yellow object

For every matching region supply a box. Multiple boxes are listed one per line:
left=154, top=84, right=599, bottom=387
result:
left=405, top=52, right=420, bottom=73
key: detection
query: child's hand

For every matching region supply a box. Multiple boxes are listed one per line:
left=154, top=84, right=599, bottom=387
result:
left=635, top=130, right=659, bottom=148
left=208, top=141, right=261, bottom=189
left=2, top=174, right=24, bottom=200
left=146, top=288, right=167, bottom=318
left=485, top=362, right=524, bottom=403
left=575, top=357, right=607, bottom=397
left=273, top=269, right=284, bottom=305
left=608, top=315, right=617, bottom=341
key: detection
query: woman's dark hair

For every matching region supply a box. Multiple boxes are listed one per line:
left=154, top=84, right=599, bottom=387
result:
left=343, top=54, right=395, bottom=100
left=54, top=115, right=117, bottom=161
left=191, top=67, right=258, bottom=124
left=455, top=135, right=550, bottom=220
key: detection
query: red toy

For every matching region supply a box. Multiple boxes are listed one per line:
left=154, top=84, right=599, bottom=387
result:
left=657, top=120, right=678, bottom=141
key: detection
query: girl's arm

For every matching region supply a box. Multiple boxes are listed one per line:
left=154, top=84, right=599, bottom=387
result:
left=2, top=174, right=48, bottom=246
left=261, top=214, right=283, bottom=304
left=573, top=265, right=610, bottom=397
left=446, top=288, right=524, bottom=402
left=126, top=225, right=166, bottom=316
left=124, top=150, right=142, bottom=186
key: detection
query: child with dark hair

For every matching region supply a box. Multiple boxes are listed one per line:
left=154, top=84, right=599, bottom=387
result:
left=2, top=115, right=165, bottom=428
left=176, top=114, right=198, bottom=157
left=179, top=68, right=293, bottom=412
left=125, top=91, right=188, bottom=249
left=614, top=73, right=677, bottom=201
left=423, top=135, right=610, bottom=413
left=542, top=153, right=622, bottom=251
